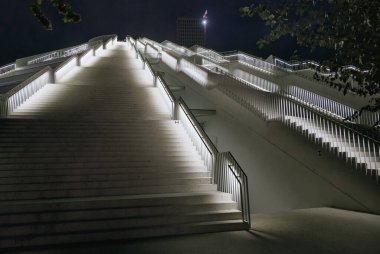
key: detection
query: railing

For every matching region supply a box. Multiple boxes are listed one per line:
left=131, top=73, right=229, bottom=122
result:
left=217, top=73, right=279, bottom=120
left=0, top=35, right=117, bottom=118
left=216, top=72, right=380, bottom=181
left=216, top=152, right=250, bottom=224
left=0, top=67, right=51, bottom=117
left=132, top=40, right=251, bottom=227
left=79, top=48, right=95, bottom=66
left=179, top=59, right=210, bottom=87
left=222, top=51, right=275, bottom=74
left=287, top=86, right=356, bottom=121
left=131, top=39, right=176, bottom=116
left=161, top=40, right=195, bottom=57
left=16, top=35, right=116, bottom=68
left=162, top=51, right=179, bottom=71
left=191, top=45, right=229, bottom=64
left=274, top=57, right=319, bottom=71
left=177, top=98, right=218, bottom=173
left=94, top=43, right=105, bottom=55
left=200, top=49, right=379, bottom=131
left=231, top=69, right=279, bottom=92
left=27, top=44, right=89, bottom=65
left=142, top=38, right=380, bottom=185
left=54, top=55, right=78, bottom=82
left=0, top=63, right=16, bottom=77
left=177, top=98, right=251, bottom=227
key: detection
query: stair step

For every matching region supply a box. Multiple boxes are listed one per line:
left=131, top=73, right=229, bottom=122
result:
left=0, top=219, right=247, bottom=249
left=0, top=177, right=213, bottom=192
left=0, top=184, right=218, bottom=201
left=0, top=154, right=203, bottom=164
left=0, top=192, right=232, bottom=214
left=0, top=202, right=237, bottom=226
left=0, top=171, right=211, bottom=184
left=0, top=210, right=241, bottom=237
left=0, top=165, right=208, bottom=177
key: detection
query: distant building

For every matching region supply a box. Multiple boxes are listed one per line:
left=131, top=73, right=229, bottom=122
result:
left=177, top=17, right=205, bottom=47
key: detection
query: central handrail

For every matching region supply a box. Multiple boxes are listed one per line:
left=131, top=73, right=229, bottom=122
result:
left=177, top=97, right=251, bottom=227
left=129, top=37, right=251, bottom=227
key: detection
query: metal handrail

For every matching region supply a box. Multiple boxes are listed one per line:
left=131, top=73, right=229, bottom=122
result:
left=218, top=152, right=250, bottom=226
left=207, top=52, right=378, bottom=130
left=178, top=97, right=218, bottom=154
left=134, top=42, right=251, bottom=226
left=177, top=98, right=251, bottom=227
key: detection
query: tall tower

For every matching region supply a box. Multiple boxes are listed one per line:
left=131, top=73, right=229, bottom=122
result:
left=176, top=17, right=205, bottom=47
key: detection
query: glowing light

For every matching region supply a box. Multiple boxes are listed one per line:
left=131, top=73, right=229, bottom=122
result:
left=202, top=19, right=207, bottom=26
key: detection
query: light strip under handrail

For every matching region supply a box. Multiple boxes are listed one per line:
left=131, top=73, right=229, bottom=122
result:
left=132, top=39, right=251, bottom=227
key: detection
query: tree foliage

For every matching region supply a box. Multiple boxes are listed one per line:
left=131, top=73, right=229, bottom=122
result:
left=31, top=0, right=81, bottom=31
left=241, top=0, right=380, bottom=124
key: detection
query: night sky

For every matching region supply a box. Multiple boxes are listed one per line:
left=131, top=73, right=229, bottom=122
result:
left=0, top=0, right=320, bottom=66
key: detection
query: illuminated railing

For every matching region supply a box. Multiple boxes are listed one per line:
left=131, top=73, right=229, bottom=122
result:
left=186, top=43, right=377, bottom=128
left=287, top=86, right=356, bottom=120
left=131, top=40, right=250, bottom=227
left=0, top=63, right=16, bottom=77
left=146, top=44, right=160, bottom=58
left=162, top=51, right=179, bottom=71
left=177, top=98, right=250, bottom=227
left=54, top=55, right=78, bottom=82
left=274, top=58, right=320, bottom=71
left=143, top=38, right=380, bottom=183
left=131, top=39, right=175, bottom=116
left=141, top=38, right=165, bottom=55
left=191, top=45, right=229, bottom=64
left=179, top=59, right=210, bottom=87
left=79, top=48, right=95, bottom=66
left=273, top=57, right=366, bottom=92
left=0, top=67, right=51, bottom=117
left=206, top=54, right=377, bottom=129
left=27, top=44, right=89, bottom=65
left=223, top=51, right=275, bottom=74
left=216, top=152, right=250, bottom=224
left=136, top=39, right=145, bottom=50
left=0, top=35, right=117, bottom=118
left=94, top=43, right=105, bottom=55
left=216, top=72, right=380, bottom=181
left=217, top=73, right=280, bottom=120
left=18, top=35, right=117, bottom=67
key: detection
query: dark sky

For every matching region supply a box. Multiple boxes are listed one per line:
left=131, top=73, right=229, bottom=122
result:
left=0, top=0, right=316, bottom=66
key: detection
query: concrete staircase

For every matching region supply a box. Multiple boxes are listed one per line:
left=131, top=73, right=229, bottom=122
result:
left=217, top=72, right=379, bottom=180
left=285, top=116, right=380, bottom=178
left=0, top=42, right=245, bottom=249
